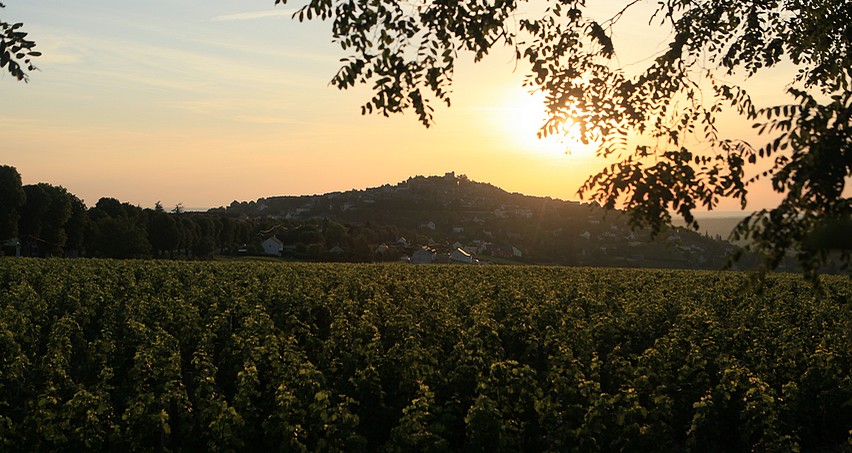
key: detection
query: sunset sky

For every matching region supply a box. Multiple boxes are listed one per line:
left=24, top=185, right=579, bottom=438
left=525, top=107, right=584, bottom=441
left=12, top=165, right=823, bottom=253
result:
left=2, top=1, right=801, bottom=212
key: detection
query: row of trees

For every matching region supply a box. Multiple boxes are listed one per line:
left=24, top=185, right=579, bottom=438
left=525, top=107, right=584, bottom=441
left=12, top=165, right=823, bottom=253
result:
left=0, top=165, right=255, bottom=259
left=0, top=165, right=422, bottom=261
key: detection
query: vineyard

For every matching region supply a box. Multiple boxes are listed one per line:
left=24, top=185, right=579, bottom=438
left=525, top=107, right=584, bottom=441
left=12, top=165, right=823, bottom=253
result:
left=0, top=259, right=849, bottom=451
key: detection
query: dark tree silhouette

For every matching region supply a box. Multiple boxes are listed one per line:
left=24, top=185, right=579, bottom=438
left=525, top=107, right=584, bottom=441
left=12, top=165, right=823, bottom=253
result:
left=0, top=165, right=25, bottom=240
left=0, top=3, right=39, bottom=81
left=18, top=183, right=73, bottom=256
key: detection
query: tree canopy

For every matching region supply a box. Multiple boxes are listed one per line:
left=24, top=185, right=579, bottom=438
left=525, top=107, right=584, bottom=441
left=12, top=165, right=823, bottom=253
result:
left=18, top=183, right=73, bottom=256
left=0, top=165, right=25, bottom=240
left=275, top=0, right=850, bottom=275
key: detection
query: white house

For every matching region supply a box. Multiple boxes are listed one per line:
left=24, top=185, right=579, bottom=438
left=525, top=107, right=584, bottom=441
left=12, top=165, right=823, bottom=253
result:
left=450, top=247, right=474, bottom=264
left=262, top=236, right=284, bottom=256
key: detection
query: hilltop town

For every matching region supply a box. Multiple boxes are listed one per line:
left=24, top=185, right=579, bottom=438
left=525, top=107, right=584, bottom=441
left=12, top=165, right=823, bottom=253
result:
left=216, top=172, right=744, bottom=269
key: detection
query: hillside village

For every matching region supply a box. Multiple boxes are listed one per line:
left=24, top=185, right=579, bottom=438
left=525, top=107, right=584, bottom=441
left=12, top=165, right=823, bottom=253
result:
left=218, top=172, right=748, bottom=270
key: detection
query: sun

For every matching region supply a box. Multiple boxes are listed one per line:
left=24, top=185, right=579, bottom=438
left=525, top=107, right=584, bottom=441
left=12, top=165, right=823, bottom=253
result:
left=500, top=88, right=596, bottom=159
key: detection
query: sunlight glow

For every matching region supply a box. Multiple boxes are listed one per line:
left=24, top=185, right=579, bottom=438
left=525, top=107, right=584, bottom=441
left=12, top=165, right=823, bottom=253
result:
left=500, top=88, right=597, bottom=159
left=2, top=2, right=794, bottom=210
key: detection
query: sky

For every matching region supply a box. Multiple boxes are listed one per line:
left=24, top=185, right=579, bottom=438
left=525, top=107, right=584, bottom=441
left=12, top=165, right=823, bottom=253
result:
left=1, top=1, right=802, bottom=212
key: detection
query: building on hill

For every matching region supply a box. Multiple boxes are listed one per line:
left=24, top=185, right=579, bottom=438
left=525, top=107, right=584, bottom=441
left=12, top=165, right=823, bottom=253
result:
left=483, top=244, right=511, bottom=258
left=411, top=246, right=435, bottom=264
left=261, top=236, right=284, bottom=256
left=450, top=247, right=474, bottom=264
left=1, top=238, right=20, bottom=257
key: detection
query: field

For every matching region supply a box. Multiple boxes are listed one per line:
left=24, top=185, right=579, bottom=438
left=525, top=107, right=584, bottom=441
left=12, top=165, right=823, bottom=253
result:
left=0, top=259, right=849, bottom=451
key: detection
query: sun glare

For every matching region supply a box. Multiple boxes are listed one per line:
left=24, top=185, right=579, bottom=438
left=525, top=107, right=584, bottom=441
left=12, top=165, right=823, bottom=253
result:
left=500, top=88, right=596, bottom=159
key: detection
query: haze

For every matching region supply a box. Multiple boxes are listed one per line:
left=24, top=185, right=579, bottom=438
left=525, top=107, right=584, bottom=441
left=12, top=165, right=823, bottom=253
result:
left=2, top=1, right=796, bottom=211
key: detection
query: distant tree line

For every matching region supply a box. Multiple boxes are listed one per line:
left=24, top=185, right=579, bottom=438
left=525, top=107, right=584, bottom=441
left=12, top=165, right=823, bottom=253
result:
left=0, top=165, right=257, bottom=259
left=0, top=165, right=418, bottom=261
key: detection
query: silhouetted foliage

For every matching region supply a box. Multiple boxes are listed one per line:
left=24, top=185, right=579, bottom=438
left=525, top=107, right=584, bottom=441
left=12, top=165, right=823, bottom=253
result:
left=148, top=211, right=180, bottom=258
left=0, top=3, right=39, bottom=81
left=87, top=197, right=151, bottom=258
left=19, top=183, right=72, bottom=256
left=90, top=216, right=152, bottom=259
left=63, top=194, right=88, bottom=252
left=0, top=165, right=24, bottom=240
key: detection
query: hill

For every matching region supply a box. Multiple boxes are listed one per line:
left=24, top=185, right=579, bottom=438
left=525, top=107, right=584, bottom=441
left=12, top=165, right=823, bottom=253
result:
left=672, top=215, right=749, bottom=244
left=215, top=172, right=749, bottom=270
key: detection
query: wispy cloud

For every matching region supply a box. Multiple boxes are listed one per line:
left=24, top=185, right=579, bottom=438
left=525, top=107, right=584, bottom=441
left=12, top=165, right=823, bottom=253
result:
left=233, top=114, right=305, bottom=125
left=211, top=9, right=295, bottom=22
left=33, top=28, right=325, bottom=93
left=189, top=35, right=338, bottom=64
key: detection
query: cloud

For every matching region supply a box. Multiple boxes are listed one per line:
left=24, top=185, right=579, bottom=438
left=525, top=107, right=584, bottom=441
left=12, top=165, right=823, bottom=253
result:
left=211, top=9, right=296, bottom=22
left=233, top=115, right=306, bottom=125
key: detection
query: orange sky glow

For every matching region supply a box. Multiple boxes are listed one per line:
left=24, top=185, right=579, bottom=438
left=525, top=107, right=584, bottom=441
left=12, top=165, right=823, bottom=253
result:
left=2, top=1, right=805, bottom=213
